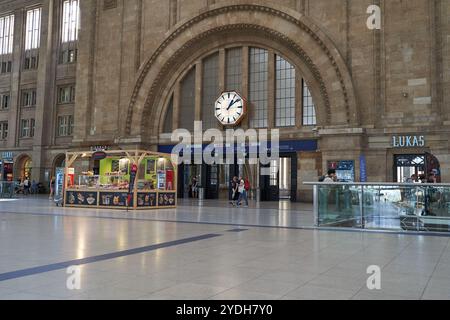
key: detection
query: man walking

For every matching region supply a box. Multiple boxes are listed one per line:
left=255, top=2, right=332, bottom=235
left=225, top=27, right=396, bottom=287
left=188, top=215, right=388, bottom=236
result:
left=237, top=176, right=249, bottom=208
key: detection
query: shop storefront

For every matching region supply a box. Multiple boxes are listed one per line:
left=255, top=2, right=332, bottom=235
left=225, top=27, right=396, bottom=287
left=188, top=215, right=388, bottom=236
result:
left=390, top=135, right=441, bottom=183
left=64, top=149, right=177, bottom=210
left=0, top=152, right=14, bottom=182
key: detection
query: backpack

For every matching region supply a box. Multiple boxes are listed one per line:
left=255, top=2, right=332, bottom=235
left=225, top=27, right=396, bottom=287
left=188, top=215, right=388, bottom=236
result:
left=244, top=179, right=250, bottom=191
left=318, top=175, right=326, bottom=182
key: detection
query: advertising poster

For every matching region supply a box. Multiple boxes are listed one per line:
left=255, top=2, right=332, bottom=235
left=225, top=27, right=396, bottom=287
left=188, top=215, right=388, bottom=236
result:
left=158, top=193, right=176, bottom=207
left=360, top=155, right=367, bottom=183
left=328, top=160, right=355, bottom=182
left=55, top=168, right=65, bottom=200
left=146, top=159, right=156, bottom=174
left=99, top=192, right=131, bottom=207
left=166, top=170, right=174, bottom=191
left=137, top=193, right=157, bottom=207
left=66, top=191, right=98, bottom=206
left=158, top=171, right=166, bottom=190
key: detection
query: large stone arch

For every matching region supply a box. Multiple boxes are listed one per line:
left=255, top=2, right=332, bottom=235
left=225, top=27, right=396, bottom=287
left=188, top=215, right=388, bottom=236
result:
left=125, top=2, right=359, bottom=140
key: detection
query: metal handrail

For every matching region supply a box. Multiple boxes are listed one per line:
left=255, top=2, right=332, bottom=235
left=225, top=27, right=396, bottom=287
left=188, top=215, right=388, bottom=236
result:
left=304, top=182, right=450, bottom=187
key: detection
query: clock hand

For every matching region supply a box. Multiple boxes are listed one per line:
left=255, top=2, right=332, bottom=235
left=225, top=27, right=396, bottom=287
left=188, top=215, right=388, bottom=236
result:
left=227, top=98, right=241, bottom=110
left=227, top=99, right=235, bottom=111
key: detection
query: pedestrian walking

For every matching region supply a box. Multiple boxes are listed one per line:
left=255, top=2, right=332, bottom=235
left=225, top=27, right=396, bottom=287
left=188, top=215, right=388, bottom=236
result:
left=237, top=176, right=249, bottom=207
left=230, top=176, right=239, bottom=206
left=23, top=177, right=30, bottom=195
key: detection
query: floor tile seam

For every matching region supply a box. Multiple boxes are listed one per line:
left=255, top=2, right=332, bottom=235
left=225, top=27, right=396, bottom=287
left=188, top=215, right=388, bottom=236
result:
left=0, top=233, right=223, bottom=283
left=3, top=210, right=450, bottom=238
left=277, top=260, right=344, bottom=298
left=0, top=210, right=319, bottom=232
left=419, top=245, right=448, bottom=300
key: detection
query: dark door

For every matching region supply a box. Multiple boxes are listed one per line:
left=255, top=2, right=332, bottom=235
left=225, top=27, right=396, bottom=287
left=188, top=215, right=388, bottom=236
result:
left=260, top=155, right=297, bottom=202
left=205, top=164, right=219, bottom=199
left=290, top=155, right=298, bottom=202
left=177, top=164, right=185, bottom=198
left=260, top=160, right=280, bottom=201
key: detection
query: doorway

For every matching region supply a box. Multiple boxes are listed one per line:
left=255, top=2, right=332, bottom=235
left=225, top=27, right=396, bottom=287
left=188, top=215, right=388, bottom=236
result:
left=260, top=154, right=297, bottom=202
left=178, top=164, right=202, bottom=199
left=394, top=154, right=425, bottom=183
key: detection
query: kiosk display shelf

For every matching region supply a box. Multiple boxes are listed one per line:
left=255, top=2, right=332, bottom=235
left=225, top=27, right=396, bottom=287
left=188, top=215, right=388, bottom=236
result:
left=64, top=149, right=177, bottom=210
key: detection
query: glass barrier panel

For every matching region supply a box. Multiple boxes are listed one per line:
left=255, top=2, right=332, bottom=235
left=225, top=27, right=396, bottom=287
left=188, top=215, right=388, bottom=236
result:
left=317, top=184, right=362, bottom=228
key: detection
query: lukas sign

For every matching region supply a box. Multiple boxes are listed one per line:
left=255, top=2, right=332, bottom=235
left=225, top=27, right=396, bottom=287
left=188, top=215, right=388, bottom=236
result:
left=392, top=135, right=425, bottom=148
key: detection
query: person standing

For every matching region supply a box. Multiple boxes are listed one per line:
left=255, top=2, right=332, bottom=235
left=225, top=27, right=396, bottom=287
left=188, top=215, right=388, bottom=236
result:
left=191, top=177, right=198, bottom=199
left=237, top=176, right=249, bottom=208
left=23, top=177, right=30, bottom=195
left=31, top=180, right=38, bottom=194
left=323, top=169, right=337, bottom=182
left=49, top=177, right=56, bottom=200
left=230, top=176, right=239, bottom=206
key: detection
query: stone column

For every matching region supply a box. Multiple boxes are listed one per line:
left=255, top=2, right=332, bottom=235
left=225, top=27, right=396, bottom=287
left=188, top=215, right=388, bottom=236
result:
left=296, top=76, right=303, bottom=128
left=194, top=61, right=202, bottom=122
left=73, top=0, right=97, bottom=143
left=267, top=50, right=275, bottom=129
left=172, top=82, right=181, bottom=130
left=218, top=49, right=226, bottom=93
left=32, top=0, right=55, bottom=183
left=7, top=8, right=25, bottom=148
left=241, top=46, right=249, bottom=129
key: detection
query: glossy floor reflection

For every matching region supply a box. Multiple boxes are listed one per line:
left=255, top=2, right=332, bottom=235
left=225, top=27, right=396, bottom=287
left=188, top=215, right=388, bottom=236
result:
left=0, top=196, right=316, bottom=229
left=0, top=197, right=449, bottom=300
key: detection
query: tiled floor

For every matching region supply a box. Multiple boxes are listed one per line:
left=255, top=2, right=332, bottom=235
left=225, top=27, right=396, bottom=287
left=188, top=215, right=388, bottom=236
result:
left=0, top=197, right=449, bottom=300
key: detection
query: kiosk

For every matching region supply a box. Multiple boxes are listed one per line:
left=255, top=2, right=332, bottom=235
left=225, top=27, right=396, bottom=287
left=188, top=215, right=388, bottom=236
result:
left=64, top=150, right=177, bottom=209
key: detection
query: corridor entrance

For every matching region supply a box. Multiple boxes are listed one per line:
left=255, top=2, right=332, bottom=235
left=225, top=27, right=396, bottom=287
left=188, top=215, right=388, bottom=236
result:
left=260, top=154, right=297, bottom=202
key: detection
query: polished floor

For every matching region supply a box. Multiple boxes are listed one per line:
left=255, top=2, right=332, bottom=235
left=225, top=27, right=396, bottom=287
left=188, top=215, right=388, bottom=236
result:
left=0, top=197, right=449, bottom=300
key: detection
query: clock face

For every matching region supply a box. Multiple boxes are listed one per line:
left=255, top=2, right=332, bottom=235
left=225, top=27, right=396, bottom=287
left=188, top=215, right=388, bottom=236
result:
left=215, top=91, right=246, bottom=126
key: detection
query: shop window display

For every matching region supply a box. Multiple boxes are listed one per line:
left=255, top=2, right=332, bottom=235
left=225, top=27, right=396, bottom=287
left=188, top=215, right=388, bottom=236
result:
left=64, top=149, right=177, bottom=209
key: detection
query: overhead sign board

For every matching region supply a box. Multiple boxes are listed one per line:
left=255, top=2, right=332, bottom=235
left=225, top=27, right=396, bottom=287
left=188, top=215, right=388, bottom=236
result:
left=392, top=136, right=425, bottom=148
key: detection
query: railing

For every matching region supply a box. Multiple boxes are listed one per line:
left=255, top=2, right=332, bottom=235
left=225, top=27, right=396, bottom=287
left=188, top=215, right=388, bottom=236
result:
left=0, top=182, right=15, bottom=198
left=305, top=182, right=450, bottom=233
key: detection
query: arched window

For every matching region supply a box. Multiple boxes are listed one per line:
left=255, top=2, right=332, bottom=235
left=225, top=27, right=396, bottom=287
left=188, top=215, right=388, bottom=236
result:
left=161, top=46, right=317, bottom=133
left=249, top=48, right=268, bottom=128
left=275, top=55, right=296, bottom=127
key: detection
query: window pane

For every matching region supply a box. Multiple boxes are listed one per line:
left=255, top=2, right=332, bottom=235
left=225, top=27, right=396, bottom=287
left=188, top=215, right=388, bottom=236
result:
left=226, top=48, right=242, bottom=92
left=25, top=8, right=41, bottom=50
left=249, top=48, right=268, bottom=128
left=302, top=80, right=317, bottom=126
left=275, top=55, right=296, bottom=127
left=62, top=0, right=79, bottom=43
left=0, top=14, right=14, bottom=55
left=201, top=53, right=220, bottom=130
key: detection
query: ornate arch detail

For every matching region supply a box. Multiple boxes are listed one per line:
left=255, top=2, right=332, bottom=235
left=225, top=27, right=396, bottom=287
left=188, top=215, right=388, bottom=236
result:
left=125, top=4, right=357, bottom=135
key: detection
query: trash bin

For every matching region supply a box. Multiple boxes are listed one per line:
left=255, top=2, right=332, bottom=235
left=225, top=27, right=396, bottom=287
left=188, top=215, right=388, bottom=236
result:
left=198, top=187, right=205, bottom=200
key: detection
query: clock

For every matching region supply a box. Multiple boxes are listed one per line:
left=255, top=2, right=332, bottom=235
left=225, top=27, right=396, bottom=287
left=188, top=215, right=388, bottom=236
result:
left=214, top=91, right=247, bottom=126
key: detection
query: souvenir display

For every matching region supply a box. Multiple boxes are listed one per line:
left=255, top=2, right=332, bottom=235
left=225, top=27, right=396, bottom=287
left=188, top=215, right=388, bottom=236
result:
left=64, top=150, right=176, bottom=210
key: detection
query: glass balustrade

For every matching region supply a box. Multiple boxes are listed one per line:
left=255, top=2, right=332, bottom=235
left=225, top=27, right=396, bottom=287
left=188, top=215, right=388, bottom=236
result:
left=308, top=183, right=450, bottom=233
left=0, top=181, right=14, bottom=198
